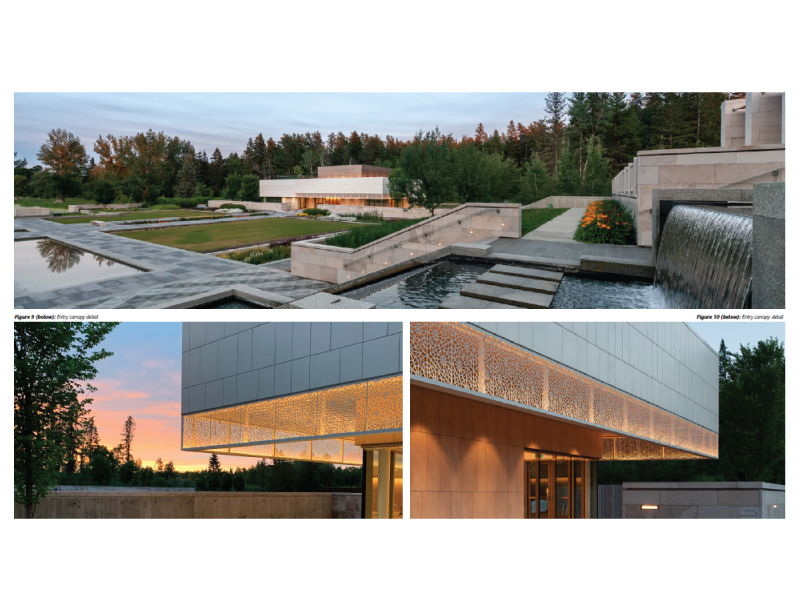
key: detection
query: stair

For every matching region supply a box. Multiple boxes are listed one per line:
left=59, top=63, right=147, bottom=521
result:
left=440, top=263, right=562, bottom=309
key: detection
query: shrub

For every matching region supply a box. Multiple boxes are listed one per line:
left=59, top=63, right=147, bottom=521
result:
left=223, top=173, right=242, bottom=200
left=326, top=218, right=426, bottom=249
left=219, top=244, right=291, bottom=265
left=573, top=199, right=636, bottom=245
left=148, top=203, right=181, bottom=210
left=301, top=208, right=330, bottom=217
left=341, top=212, right=385, bottom=223
left=219, top=203, right=248, bottom=211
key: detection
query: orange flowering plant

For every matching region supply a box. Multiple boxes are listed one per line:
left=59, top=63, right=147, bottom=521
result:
left=573, top=200, right=636, bottom=245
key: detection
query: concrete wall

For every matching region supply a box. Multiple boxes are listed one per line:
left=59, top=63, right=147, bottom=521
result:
left=524, top=196, right=610, bottom=209
left=208, top=200, right=285, bottom=212
left=291, top=203, right=521, bottom=284
left=746, top=93, right=784, bottom=146
left=721, top=98, right=747, bottom=147
left=622, top=482, right=785, bottom=519
left=260, top=177, right=389, bottom=199
left=410, top=384, right=603, bottom=518
left=633, top=145, right=784, bottom=246
left=14, top=207, right=50, bottom=217
left=752, top=182, right=785, bottom=309
left=331, top=493, right=362, bottom=518
left=181, top=322, right=403, bottom=414
left=16, top=491, right=336, bottom=519
left=469, top=322, right=719, bottom=434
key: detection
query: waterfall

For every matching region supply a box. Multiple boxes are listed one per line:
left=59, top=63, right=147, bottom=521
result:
left=655, top=205, right=752, bottom=309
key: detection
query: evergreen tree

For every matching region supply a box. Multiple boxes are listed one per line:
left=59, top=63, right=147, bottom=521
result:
left=719, top=339, right=731, bottom=380
left=174, top=150, right=198, bottom=198
left=120, top=415, right=136, bottom=462
left=519, top=154, right=552, bottom=204
left=544, top=92, right=567, bottom=175
left=581, top=137, right=611, bottom=196
left=208, top=453, right=221, bottom=473
left=555, top=143, right=580, bottom=195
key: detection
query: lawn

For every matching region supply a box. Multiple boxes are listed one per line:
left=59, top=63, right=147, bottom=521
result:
left=521, top=207, right=569, bottom=236
left=46, top=210, right=202, bottom=224
left=114, top=218, right=365, bottom=253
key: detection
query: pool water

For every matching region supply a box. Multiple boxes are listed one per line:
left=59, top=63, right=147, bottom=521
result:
left=551, top=275, right=669, bottom=309
left=342, top=261, right=491, bottom=309
left=192, top=298, right=268, bottom=309
left=14, top=238, right=143, bottom=296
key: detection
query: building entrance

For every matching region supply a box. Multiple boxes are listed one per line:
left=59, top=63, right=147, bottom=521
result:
left=525, top=452, right=596, bottom=519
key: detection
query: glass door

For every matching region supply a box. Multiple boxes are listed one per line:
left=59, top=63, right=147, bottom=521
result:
left=525, top=452, right=593, bottom=519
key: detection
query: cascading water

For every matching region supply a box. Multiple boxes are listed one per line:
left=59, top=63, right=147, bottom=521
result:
left=655, top=205, right=752, bottom=308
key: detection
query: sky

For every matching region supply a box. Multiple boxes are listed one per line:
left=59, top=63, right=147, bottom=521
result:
left=86, top=322, right=255, bottom=472
left=689, top=321, right=785, bottom=354
left=14, top=92, right=549, bottom=166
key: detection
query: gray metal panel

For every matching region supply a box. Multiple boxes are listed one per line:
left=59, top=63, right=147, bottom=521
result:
left=181, top=350, right=190, bottom=389
left=331, top=322, right=363, bottom=349
left=497, top=322, right=520, bottom=345
left=181, top=387, right=188, bottom=413
left=364, top=322, right=388, bottom=341
left=257, top=366, right=275, bottom=399
left=310, top=322, right=331, bottom=355
left=224, top=323, right=238, bottom=338
left=189, top=323, right=206, bottom=350
left=388, top=322, right=403, bottom=335
left=291, top=357, right=310, bottom=393
left=275, top=323, right=293, bottom=364
left=237, top=370, right=259, bottom=404
left=274, top=361, right=292, bottom=396
left=206, top=322, right=225, bottom=343
left=292, top=322, right=311, bottom=360
left=223, top=376, right=237, bottom=406
left=182, top=323, right=190, bottom=352
left=200, top=341, right=218, bottom=384
left=205, top=379, right=223, bottom=410
left=252, top=323, right=276, bottom=370
left=237, top=329, right=252, bottom=375
left=362, top=333, right=401, bottom=379
left=310, top=349, right=340, bottom=389
left=562, top=329, right=578, bottom=370
left=339, top=342, right=363, bottom=382
left=188, top=348, right=202, bottom=387
left=188, top=384, right=205, bottom=412
left=218, top=335, right=237, bottom=379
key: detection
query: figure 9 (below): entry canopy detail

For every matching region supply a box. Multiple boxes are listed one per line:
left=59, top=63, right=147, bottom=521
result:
left=410, top=322, right=718, bottom=460
left=182, top=376, right=402, bottom=465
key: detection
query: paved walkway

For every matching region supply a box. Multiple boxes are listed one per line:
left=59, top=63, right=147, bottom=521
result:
left=14, top=218, right=329, bottom=309
left=490, top=237, right=653, bottom=270
left=523, top=207, right=586, bottom=241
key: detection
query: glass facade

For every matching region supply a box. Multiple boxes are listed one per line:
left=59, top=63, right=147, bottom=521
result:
left=525, top=452, right=596, bottom=519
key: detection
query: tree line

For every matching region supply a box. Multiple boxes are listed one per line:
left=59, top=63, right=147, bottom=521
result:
left=14, top=93, right=736, bottom=206
left=600, top=336, right=785, bottom=486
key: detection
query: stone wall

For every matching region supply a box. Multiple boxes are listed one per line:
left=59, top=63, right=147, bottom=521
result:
left=208, top=199, right=285, bottom=212
left=622, top=482, right=785, bottom=519
left=523, top=196, right=610, bottom=209
left=15, top=491, right=336, bottom=519
left=14, top=207, right=50, bottom=217
left=331, top=493, right=362, bottom=518
left=752, top=182, right=785, bottom=309
left=291, top=203, right=521, bottom=284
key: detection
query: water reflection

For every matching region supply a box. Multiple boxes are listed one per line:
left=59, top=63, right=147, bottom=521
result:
left=15, top=238, right=142, bottom=297
left=551, top=276, right=669, bottom=309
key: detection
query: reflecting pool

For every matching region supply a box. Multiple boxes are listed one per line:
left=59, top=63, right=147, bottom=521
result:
left=15, top=238, right=143, bottom=296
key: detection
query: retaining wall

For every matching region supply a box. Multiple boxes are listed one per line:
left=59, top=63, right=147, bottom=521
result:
left=622, top=481, right=785, bottom=518
left=14, top=207, right=51, bottom=217
left=291, top=203, right=521, bottom=284
left=208, top=200, right=287, bottom=212
left=524, top=196, right=610, bottom=209
left=15, top=491, right=341, bottom=519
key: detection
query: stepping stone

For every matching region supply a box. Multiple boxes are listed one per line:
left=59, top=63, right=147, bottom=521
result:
left=477, top=272, right=559, bottom=295
left=489, top=264, right=563, bottom=282
left=438, top=295, right=519, bottom=309
left=460, top=283, right=553, bottom=309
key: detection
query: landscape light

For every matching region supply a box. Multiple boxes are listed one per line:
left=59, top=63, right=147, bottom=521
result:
left=642, top=505, right=658, bottom=510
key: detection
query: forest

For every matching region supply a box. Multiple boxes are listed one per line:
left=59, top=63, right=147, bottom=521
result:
left=14, top=92, right=736, bottom=206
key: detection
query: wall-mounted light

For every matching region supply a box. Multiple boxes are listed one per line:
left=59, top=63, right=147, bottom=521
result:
left=642, top=505, right=658, bottom=510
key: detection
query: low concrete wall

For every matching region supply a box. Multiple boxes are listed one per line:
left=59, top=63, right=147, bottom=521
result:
left=68, top=203, right=142, bottom=212
left=331, top=493, right=362, bottom=518
left=291, top=202, right=521, bottom=284
left=14, top=207, right=50, bottom=217
left=208, top=200, right=284, bottom=212
left=752, top=182, right=784, bottom=309
left=15, top=491, right=337, bottom=519
left=622, top=482, right=785, bottom=519
left=524, top=196, right=610, bottom=209
left=318, top=204, right=451, bottom=220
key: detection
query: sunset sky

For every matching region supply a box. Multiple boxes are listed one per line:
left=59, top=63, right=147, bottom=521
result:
left=87, top=322, right=257, bottom=472
left=14, top=92, right=549, bottom=167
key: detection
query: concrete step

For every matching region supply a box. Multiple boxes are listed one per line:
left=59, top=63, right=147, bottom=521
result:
left=489, top=263, right=563, bottom=282
left=460, top=282, right=553, bottom=309
left=477, top=272, right=559, bottom=295
left=438, top=295, right=520, bottom=309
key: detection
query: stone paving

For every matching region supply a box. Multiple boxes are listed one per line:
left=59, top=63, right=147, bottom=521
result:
left=523, top=207, right=586, bottom=241
left=489, top=237, right=653, bottom=269
left=14, top=218, right=329, bottom=309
